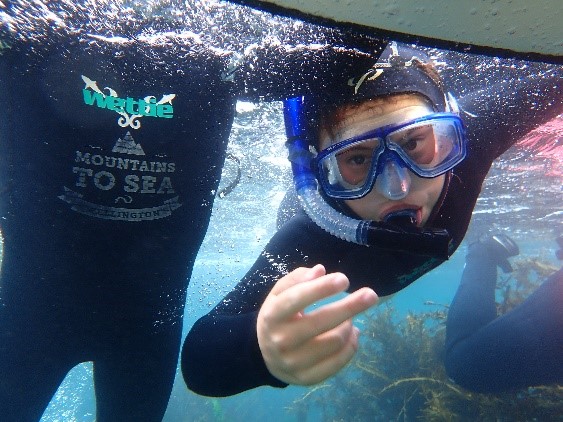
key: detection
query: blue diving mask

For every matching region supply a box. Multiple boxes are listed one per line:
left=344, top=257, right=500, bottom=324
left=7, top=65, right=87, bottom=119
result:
left=314, top=113, right=467, bottom=200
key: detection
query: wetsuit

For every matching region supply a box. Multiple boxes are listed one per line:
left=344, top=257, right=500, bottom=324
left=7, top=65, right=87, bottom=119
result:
left=0, top=27, right=238, bottom=422
left=0, top=3, right=381, bottom=420
left=444, top=244, right=563, bottom=393
left=182, top=66, right=562, bottom=396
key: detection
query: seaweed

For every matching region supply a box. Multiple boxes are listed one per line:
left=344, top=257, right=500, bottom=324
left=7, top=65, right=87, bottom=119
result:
left=289, top=257, right=562, bottom=421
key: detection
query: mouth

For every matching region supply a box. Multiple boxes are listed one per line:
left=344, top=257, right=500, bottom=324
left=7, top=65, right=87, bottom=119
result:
left=382, top=208, right=421, bottom=227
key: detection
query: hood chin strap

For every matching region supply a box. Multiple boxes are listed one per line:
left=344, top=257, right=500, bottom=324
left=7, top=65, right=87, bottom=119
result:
left=427, top=170, right=453, bottom=226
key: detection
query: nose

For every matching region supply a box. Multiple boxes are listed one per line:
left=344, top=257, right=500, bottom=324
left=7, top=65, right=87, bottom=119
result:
left=375, top=156, right=411, bottom=200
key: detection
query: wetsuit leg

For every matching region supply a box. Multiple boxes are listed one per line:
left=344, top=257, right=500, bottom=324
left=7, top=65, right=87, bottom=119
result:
left=445, top=244, right=499, bottom=347
left=87, top=254, right=190, bottom=422
left=0, top=276, right=79, bottom=421
left=0, top=327, right=73, bottom=421
left=445, top=245, right=563, bottom=392
left=93, top=320, right=183, bottom=422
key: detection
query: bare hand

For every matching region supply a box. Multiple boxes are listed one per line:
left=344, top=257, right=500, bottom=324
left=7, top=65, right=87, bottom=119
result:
left=257, top=264, right=378, bottom=385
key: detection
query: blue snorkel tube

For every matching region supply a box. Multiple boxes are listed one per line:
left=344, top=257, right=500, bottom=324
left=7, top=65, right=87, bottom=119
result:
left=284, top=96, right=368, bottom=243
left=283, top=96, right=453, bottom=259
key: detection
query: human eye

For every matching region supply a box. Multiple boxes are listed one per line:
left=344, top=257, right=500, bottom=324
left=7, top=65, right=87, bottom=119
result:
left=401, top=137, right=422, bottom=151
left=399, top=126, right=432, bottom=147
left=395, top=126, right=436, bottom=164
left=333, top=146, right=374, bottom=185
left=349, top=152, right=370, bottom=165
left=338, top=147, right=372, bottom=167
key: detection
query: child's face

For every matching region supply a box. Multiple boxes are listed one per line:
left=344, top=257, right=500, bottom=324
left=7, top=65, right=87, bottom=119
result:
left=318, top=94, right=445, bottom=226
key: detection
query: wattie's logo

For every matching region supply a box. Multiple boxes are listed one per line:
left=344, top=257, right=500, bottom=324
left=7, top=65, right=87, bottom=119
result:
left=81, top=75, right=176, bottom=129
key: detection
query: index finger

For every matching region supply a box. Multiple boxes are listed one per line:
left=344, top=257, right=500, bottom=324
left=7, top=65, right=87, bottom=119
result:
left=271, top=271, right=350, bottom=321
left=303, top=287, right=378, bottom=336
left=269, top=264, right=326, bottom=296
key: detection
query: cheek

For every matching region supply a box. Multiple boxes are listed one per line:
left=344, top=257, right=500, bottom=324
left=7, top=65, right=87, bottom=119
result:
left=345, top=191, right=386, bottom=220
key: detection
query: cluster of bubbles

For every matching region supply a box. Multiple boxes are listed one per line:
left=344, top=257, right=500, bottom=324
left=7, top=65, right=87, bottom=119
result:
left=0, top=0, right=374, bottom=55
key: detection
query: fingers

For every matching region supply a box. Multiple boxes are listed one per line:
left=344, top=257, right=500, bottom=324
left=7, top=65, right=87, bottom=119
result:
left=258, top=265, right=379, bottom=386
left=296, top=327, right=360, bottom=385
left=285, top=320, right=358, bottom=371
left=269, top=271, right=351, bottom=321
left=303, top=287, right=378, bottom=336
left=272, top=322, right=361, bottom=385
left=268, top=264, right=327, bottom=296
left=277, top=287, right=378, bottom=344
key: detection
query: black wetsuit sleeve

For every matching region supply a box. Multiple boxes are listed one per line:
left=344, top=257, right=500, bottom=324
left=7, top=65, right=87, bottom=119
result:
left=182, top=310, right=284, bottom=397
left=182, top=214, right=327, bottom=396
left=237, top=42, right=377, bottom=101
left=182, top=211, right=444, bottom=396
left=458, top=66, right=562, bottom=161
left=444, top=249, right=563, bottom=393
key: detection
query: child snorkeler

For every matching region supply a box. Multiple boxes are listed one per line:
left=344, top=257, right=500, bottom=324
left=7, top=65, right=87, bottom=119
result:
left=182, top=42, right=562, bottom=396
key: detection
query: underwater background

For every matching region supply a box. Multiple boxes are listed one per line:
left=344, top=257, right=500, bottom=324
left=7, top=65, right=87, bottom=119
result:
left=37, top=98, right=561, bottom=421
left=0, top=1, right=560, bottom=420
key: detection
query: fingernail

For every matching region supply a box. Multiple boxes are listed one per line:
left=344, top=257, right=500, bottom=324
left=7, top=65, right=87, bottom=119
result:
left=363, top=288, right=378, bottom=305
left=352, top=327, right=361, bottom=351
left=332, top=273, right=349, bottom=289
left=312, top=263, right=325, bottom=273
left=306, top=264, right=325, bottom=278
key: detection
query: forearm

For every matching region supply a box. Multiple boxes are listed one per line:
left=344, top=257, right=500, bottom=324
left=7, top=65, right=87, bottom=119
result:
left=460, top=66, right=562, bottom=160
left=181, top=215, right=345, bottom=395
left=182, top=311, right=286, bottom=397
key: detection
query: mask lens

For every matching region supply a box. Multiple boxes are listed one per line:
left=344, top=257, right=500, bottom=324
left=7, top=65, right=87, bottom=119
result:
left=334, top=138, right=380, bottom=186
left=318, top=138, right=382, bottom=196
left=387, top=117, right=464, bottom=175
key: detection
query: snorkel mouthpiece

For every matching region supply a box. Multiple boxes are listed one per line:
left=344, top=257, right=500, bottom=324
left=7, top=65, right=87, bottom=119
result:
left=384, top=209, right=417, bottom=226
left=284, top=96, right=453, bottom=259
left=377, top=209, right=451, bottom=257
left=362, top=220, right=452, bottom=259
